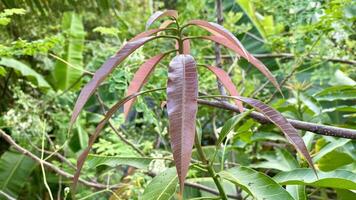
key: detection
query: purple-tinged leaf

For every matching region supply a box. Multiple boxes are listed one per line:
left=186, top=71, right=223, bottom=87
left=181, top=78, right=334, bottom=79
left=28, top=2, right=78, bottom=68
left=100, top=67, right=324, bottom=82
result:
left=188, top=19, right=248, bottom=58
left=167, top=55, right=198, bottom=193
left=70, top=36, right=154, bottom=126
left=205, top=66, right=244, bottom=112
left=129, top=29, right=164, bottom=42
left=124, top=54, right=166, bottom=119
left=72, top=88, right=163, bottom=191
left=203, top=35, right=281, bottom=93
left=232, top=96, right=316, bottom=174
left=146, top=10, right=178, bottom=30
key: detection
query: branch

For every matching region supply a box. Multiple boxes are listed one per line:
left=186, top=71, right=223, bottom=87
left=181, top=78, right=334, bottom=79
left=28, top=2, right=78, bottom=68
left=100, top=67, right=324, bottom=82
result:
left=197, top=99, right=356, bottom=139
left=204, top=53, right=356, bottom=65
left=0, top=130, right=120, bottom=189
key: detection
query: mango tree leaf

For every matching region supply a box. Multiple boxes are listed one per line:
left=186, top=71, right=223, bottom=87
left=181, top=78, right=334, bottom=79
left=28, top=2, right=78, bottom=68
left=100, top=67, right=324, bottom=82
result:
left=251, top=148, right=299, bottom=172
left=286, top=185, right=306, bottom=200
left=54, top=12, right=85, bottom=91
left=232, top=96, right=315, bottom=173
left=146, top=10, right=178, bottom=30
left=274, top=169, right=356, bottom=190
left=70, top=36, right=155, bottom=126
left=312, top=138, right=350, bottom=162
left=86, top=154, right=153, bottom=169
left=167, top=55, right=198, bottom=193
left=219, top=166, right=294, bottom=200
left=336, top=189, right=356, bottom=200
left=124, top=53, right=166, bottom=118
left=0, top=151, right=36, bottom=199
left=314, top=86, right=356, bottom=101
left=72, top=88, right=163, bottom=191
left=141, top=167, right=178, bottom=200
left=204, top=65, right=243, bottom=112
left=0, top=58, right=50, bottom=88
left=317, top=150, right=353, bottom=171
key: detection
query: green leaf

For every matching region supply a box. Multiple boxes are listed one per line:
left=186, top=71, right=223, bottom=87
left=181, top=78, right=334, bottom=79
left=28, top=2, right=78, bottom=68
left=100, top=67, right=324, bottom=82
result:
left=0, top=58, right=50, bottom=88
left=0, top=151, right=36, bottom=199
left=286, top=185, right=306, bottom=200
left=87, top=154, right=154, bottom=169
left=219, top=166, right=294, bottom=200
left=141, top=167, right=178, bottom=200
left=336, top=189, right=356, bottom=200
left=314, top=86, right=356, bottom=101
left=274, top=169, right=356, bottom=190
left=251, top=149, right=299, bottom=172
left=54, top=12, right=85, bottom=91
left=217, top=113, right=246, bottom=146
left=317, top=150, right=353, bottom=171
left=312, top=138, right=350, bottom=162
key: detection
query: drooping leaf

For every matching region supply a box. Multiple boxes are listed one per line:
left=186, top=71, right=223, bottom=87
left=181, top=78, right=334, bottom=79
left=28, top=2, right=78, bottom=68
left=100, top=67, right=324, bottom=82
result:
left=141, top=167, right=178, bottom=200
left=129, top=28, right=165, bottom=42
left=53, top=12, right=85, bottom=91
left=167, top=55, right=198, bottom=193
left=202, top=35, right=280, bottom=92
left=146, top=10, right=178, bottom=30
left=232, top=96, right=315, bottom=174
left=72, top=88, right=163, bottom=191
left=0, top=151, right=36, bottom=199
left=204, top=65, right=243, bottom=112
left=70, top=36, right=154, bottom=126
left=87, top=154, right=153, bottom=169
left=219, top=166, right=294, bottom=200
left=274, top=169, right=356, bottom=190
left=124, top=53, right=166, bottom=118
left=188, top=20, right=248, bottom=58
left=0, top=58, right=50, bottom=89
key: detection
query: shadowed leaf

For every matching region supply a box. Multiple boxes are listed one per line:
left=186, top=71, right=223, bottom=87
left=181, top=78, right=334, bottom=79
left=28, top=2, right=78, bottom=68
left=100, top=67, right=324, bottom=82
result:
left=232, top=96, right=315, bottom=174
left=204, top=66, right=243, bottom=112
left=167, top=55, right=198, bottom=193
left=124, top=53, right=166, bottom=118
left=70, top=36, right=154, bottom=126
left=202, top=35, right=280, bottom=92
left=72, top=88, right=164, bottom=191
left=146, top=10, right=178, bottom=30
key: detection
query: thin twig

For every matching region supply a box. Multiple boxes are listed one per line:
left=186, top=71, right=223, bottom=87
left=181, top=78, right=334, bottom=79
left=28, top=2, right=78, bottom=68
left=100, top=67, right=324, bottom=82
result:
left=95, top=93, right=145, bottom=156
left=40, top=122, right=54, bottom=200
left=197, top=99, right=356, bottom=139
left=0, top=130, right=120, bottom=189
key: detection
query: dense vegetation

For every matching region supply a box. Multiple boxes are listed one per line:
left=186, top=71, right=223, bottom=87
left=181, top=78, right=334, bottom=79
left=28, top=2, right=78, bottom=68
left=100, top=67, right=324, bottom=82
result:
left=0, top=0, right=355, bottom=200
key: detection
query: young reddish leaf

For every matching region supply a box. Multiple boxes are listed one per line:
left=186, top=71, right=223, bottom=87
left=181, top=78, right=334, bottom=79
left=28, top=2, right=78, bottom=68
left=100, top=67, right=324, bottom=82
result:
left=167, top=55, right=198, bottom=193
left=129, top=28, right=164, bottom=42
left=232, top=96, right=316, bottom=174
left=72, top=89, right=163, bottom=191
left=187, top=19, right=248, bottom=58
left=175, top=39, right=191, bottom=54
left=124, top=54, right=166, bottom=119
left=159, top=20, right=175, bottom=29
left=204, top=66, right=244, bottom=112
left=146, top=10, right=178, bottom=30
left=203, top=35, right=281, bottom=93
left=70, top=36, right=154, bottom=126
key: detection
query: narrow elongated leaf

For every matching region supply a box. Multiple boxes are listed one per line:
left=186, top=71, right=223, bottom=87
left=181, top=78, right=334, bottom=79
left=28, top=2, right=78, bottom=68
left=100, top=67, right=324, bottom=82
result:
left=232, top=96, right=315, bottom=174
left=202, top=36, right=280, bottom=92
left=146, top=10, right=178, bottom=30
left=72, top=88, right=163, bottom=191
left=274, top=169, right=356, bottom=190
left=129, top=28, right=165, bottom=42
left=124, top=54, right=166, bottom=118
left=167, top=55, right=198, bottom=193
left=87, top=154, right=153, bottom=169
left=142, top=167, right=178, bottom=200
left=70, top=36, right=154, bottom=126
left=204, top=66, right=243, bottom=112
left=219, top=166, right=294, bottom=200
left=188, top=20, right=248, bottom=58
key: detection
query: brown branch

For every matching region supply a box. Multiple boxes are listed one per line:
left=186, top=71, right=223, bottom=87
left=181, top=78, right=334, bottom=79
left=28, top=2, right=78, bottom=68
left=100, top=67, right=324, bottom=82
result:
left=204, top=53, right=356, bottom=65
left=0, top=129, right=120, bottom=189
left=197, top=99, right=356, bottom=139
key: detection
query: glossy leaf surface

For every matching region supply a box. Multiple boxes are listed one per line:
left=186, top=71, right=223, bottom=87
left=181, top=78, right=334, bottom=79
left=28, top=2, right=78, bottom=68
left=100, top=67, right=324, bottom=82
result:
left=167, top=55, right=198, bottom=192
left=70, top=36, right=154, bottom=126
